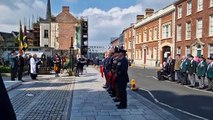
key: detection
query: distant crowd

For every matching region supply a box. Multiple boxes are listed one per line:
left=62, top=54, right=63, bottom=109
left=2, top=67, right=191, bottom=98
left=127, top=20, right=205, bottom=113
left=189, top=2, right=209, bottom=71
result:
left=158, top=54, right=213, bottom=91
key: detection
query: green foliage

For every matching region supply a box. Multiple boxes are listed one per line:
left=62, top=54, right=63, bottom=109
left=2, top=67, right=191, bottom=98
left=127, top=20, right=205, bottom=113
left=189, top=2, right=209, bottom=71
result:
left=0, top=66, right=11, bottom=73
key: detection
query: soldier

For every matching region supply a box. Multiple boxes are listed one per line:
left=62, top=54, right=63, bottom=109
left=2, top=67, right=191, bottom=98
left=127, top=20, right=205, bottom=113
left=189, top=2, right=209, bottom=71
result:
left=206, top=57, right=213, bottom=91
left=115, top=47, right=129, bottom=109
left=0, top=73, right=17, bottom=120
left=180, top=56, right=190, bottom=85
left=167, top=56, right=175, bottom=81
left=196, top=56, right=207, bottom=89
left=187, top=55, right=197, bottom=87
left=10, top=50, right=18, bottom=81
left=17, top=51, right=25, bottom=81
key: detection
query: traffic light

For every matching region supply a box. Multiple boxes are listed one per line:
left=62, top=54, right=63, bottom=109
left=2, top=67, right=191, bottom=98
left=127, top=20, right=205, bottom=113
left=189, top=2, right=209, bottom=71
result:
left=81, top=18, right=88, bottom=55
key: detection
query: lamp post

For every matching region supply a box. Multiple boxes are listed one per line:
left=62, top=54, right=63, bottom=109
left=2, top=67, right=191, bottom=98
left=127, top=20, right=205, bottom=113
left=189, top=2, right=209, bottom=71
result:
left=70, top=37, right=74, bottom=71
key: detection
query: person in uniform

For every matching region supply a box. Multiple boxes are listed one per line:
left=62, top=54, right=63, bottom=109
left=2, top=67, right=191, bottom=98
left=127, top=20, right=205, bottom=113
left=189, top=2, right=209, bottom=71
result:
left=17, top=51, right=25, bottom=81
left=196, top=56, right=207, bottom=89
left=180, top=56, right=190, bottom=85
left=115, top=47, right=129, bottom=109
left=206, top=57, right=213, bottom=91
left=10, top=50, right=18, bottom=81
left=0, top=73, right=17, bottom=120
left=187, top=55, right=197, bottom=87
left=167, top=56, right=175, bottom=81
left=53, top=54, right=61, bottom=77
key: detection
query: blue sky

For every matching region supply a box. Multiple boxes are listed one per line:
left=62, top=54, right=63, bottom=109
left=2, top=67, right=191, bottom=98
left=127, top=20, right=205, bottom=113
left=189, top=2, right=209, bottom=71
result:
left=0, top=0, right=176, bottom=46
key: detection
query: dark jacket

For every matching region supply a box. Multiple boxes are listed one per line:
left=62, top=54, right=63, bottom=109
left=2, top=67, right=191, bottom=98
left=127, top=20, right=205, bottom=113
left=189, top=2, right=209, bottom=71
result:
left=167, top=59, right=175, bottom=73
left=196, top=61, right=207, bottom=77
left=207, top=63, right=213, bottom=78
left=0, top=74, right=17, bottom=120
left=187, top=60, right=197, bottom=75
left=116, top=57, right=129, bottom=84
left=181, top=59, right=190, bottom=73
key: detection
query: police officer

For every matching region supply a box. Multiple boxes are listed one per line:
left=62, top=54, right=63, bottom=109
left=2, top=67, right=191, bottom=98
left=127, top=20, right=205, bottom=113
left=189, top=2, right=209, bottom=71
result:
left=0, top=73, right=17, bottom=120
left=10, top=50, right=18, bottom=81
left=115, top=47, right=129, bottom=109
left=196, top=56, right=207, bottom=89
left=187, top=55, right=197, bottom=87
left=206, top=57, right=213, bottom=91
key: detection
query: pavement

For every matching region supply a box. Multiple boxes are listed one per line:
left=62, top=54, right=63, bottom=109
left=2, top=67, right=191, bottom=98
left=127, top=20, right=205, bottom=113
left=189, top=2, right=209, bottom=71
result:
left=8, top=74, right=74, bottom=120
left=70, top=66, right=180, bottom=120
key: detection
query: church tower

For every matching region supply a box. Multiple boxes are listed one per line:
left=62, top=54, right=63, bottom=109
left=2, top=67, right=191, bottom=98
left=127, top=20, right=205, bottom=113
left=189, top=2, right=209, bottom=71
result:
left=46, top=0, right=51, bottom=21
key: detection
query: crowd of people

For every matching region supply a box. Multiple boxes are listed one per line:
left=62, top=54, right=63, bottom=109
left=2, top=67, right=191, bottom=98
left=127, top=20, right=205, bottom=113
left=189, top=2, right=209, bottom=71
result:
left=102, top=46, right=129, bottom=109
left=158, top=54, right=213, bottom=91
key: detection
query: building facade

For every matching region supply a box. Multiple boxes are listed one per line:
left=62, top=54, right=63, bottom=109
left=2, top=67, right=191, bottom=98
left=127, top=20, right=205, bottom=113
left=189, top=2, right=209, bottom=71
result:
left=175, top=0, right=213, bottom=58
left=123, top=24, right=134, bottom=59
left=134, top=5, right=175, bottom=66
left=110, top=37, right=120, bottom=47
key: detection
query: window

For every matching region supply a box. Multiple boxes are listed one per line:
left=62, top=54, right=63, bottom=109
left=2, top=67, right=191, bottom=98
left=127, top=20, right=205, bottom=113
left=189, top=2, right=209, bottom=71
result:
left=136, top=33, right=139, bottom=44
left=178, top=6, right=182, bottom=19
left=128, top=41, right=131, bottom=49
left=149, top=29, right=153, bottom=41
left=162, top=23, right=171, bottom=39
left=177, top=47, right=181, bottom=54
left=211, top=0, right=213, bottom=7
left=177, top=25, right=182, bottom=41
left=154, top=27, right=158, bottom=40
left=129, top=31, right=131, bottom=38
left=209, top=15, right=213, bottom=36
left=44, top=30, right=48, bottom=38
left=185, top=46, right=190, bottom=56
left=196, top=18, right=202, bottom=38
left=186, top=22, right=191, bottom=40
left=143, top=31, right=147, bottom=42
left=139, top=33, right=142, bottom=43
left=197, top=0, right=203, bottom=11
left=187, top=1, right=192, bottom=15
left=209, top=44, right=213, bottom=57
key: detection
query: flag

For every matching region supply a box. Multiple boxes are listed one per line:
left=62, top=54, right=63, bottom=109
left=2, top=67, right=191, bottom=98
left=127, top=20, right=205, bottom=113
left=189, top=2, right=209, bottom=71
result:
left=18, top=20, right=24, bottom=51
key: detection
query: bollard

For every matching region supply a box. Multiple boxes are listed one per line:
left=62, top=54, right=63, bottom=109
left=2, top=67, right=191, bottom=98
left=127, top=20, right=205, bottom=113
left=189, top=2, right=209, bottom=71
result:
left=131, top=79, right=137, bottom=91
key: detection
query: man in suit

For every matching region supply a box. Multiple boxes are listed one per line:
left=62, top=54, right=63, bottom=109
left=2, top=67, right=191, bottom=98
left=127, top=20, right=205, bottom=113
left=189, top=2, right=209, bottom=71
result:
left=167, top=56, right=175, bottom=81
left=180, top=56, right=190, bottom=85
left=18, top=51, right=25, bottom=81
left=206, top=57, right=213, bottom=91
left=187, top=55, right=197, bottom=87
left=196, top=56, right=207, bottom=89
left=115, top=47, right=129, bottom=109
left=0, top=73, right=17, bottom=120
left=10, top=50, right=18, bottom=81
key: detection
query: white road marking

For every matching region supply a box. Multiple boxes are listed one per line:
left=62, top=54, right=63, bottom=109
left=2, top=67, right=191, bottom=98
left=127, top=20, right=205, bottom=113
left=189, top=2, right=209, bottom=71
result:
left=139, top=87, right=209, bottom=120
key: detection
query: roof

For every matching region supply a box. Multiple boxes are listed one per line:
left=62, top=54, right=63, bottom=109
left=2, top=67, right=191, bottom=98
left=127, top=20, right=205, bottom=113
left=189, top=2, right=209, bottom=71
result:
left=134, top=4, right=175, bottom=29
left=0, top=32, right=15, bottom=41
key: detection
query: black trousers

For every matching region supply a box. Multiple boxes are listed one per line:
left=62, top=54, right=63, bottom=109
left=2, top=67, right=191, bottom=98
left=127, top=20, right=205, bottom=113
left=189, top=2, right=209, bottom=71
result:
left=118, top=82, right=127, bottom=107
left=170, top=72, right=175, bottom=81
left=30, top=74, right=37, bottom=80
left=11, top=68, right=17, bottom=81
left=18, top=67, right=23, bottom=80
left=181, top=72, right=188, bottom=85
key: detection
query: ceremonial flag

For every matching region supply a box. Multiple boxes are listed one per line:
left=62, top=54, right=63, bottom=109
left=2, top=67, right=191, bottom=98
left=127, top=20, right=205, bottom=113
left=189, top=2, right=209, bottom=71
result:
left=18, top=20, right=24, bottom=50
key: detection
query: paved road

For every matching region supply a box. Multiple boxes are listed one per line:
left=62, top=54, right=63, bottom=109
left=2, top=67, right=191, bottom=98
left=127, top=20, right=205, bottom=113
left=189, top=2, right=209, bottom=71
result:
left=8, top=75, right=74, bottom=120
left=128, top=66, right=213, bottom=120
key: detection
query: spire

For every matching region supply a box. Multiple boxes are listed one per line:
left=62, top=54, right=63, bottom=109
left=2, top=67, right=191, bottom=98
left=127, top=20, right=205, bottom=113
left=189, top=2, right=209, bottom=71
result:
left=46, top=0, right=51, bottom=21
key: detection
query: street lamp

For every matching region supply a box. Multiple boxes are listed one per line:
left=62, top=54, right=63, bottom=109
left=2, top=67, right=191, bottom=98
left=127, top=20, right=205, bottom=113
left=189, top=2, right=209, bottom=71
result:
left=70, top=37, right=74, bottom=71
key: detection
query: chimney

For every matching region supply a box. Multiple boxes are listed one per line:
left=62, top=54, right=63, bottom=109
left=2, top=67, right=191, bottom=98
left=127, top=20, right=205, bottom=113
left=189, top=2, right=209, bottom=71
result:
left=136, top=15, right=145, bottom=23
left=145, top=8, right=154, bottom=17
left=62, top=6, right=69, bottom=13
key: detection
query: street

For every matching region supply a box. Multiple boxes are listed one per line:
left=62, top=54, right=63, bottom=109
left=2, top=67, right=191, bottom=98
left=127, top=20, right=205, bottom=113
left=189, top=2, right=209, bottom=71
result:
left=128, top=66, right=213, bottom=120
left=8, top=75, right=74, bottom=120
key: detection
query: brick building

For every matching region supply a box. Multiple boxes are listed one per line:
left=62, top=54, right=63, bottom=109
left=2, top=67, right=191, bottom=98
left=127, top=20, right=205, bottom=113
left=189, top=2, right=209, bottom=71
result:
left=110, top=37, right=119, bottom=47
left=56, top=6, right=78, bottom=50
left=175, top=0, right=213, bottom=58
left=123, top=24, right=134, bottom=59
left=134, top=5, right=175, bottom=66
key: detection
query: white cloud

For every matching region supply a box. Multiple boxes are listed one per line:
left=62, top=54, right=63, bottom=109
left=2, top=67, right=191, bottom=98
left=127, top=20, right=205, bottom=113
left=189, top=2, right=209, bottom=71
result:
left=0, top=0, right=46, bottom=32
left=79, top=4, right=143, bottom=46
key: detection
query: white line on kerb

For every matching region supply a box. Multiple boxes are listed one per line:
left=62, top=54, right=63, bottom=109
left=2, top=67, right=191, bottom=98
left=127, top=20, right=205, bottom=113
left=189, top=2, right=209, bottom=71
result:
left=140, top=88, right=209, bottom=120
